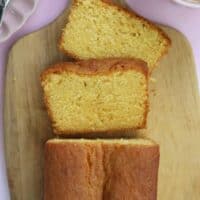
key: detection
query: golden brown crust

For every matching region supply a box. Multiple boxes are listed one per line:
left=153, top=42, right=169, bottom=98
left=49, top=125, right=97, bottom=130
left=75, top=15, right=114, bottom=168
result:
left=44, top=139, right=160, bottom=200
left=40, top=58, right=149, bottom=135
left=41, top=58, right=148, bottom=79
left=59, top=0, right=171, bottom=71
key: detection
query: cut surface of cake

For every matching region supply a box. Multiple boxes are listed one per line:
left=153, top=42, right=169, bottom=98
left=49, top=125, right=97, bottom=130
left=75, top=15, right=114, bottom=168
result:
left=59, top=0, right=171, bottom=71
left=41, top=58, right=149, bottom=134
left=44, top=138, right=160, bottom=200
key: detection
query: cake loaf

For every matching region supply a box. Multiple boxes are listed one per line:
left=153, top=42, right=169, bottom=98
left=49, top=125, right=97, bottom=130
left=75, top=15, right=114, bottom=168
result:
left=59, top=0, right=170, bottom=71
left=41, top=58, right=149, bottom=135
left=44, top=138, right=160, bottom=200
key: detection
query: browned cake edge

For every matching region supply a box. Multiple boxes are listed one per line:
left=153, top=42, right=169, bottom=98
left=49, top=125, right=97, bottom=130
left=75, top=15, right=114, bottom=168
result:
left=58, top=0, right=171, bottom=71
left=40, top=58, right=149, bottom=135
left=41, top=58, right=148, bottom=77
left=44, top=138, right=160, bottom=200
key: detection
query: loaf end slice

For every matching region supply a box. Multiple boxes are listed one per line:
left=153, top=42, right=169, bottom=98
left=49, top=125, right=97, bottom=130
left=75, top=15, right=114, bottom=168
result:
left=59, top=0, right=171, bottom=71
left=41, top=58, right=149, bottom=135
left=44, top=138, right=159, bottom=200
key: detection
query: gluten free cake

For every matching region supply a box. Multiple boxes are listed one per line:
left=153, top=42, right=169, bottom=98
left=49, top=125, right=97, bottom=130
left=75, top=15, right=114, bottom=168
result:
left=59, top=0, right=171, bottom=71
left=44, top=138, right=160, bottom=200
left=41, top=58, right=149, bottom=135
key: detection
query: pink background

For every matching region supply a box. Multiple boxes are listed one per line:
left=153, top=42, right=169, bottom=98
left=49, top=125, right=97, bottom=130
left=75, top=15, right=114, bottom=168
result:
left=0, top=0, right=199, bottom=199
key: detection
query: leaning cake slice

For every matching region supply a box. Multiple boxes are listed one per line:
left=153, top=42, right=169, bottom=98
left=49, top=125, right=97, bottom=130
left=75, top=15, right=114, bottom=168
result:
left=59, top=0, right=170, bottom=71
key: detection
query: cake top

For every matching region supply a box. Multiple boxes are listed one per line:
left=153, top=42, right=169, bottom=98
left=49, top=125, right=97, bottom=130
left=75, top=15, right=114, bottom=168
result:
left=41, top=58, right=148, bottom=79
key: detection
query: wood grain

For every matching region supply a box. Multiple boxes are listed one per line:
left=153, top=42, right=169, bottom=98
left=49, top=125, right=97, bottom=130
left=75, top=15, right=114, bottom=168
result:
left=4, top=0, right=200, bottom=199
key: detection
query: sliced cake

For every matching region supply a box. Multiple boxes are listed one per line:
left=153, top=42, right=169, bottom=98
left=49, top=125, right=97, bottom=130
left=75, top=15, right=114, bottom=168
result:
left=41, top=58, right=149, bottom=135
left=59, top=0, right=171, bottom=71
left=44, top=138, right=160, bottom=200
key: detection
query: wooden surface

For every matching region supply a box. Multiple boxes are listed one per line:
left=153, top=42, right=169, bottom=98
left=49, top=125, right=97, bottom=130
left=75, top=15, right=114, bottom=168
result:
left=4, top=1, right=200, bottom=200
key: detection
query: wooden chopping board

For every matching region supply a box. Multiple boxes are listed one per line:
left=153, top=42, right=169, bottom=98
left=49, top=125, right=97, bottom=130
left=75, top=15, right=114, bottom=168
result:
left=4, top=1, right=200, bottom=199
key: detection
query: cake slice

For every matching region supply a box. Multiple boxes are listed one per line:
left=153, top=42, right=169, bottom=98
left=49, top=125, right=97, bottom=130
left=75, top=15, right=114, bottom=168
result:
left=59, top=0, right=171, bottom=71
left=41, top=58, right=149, bottom=135
left=44, top=138, right=160, bottom=200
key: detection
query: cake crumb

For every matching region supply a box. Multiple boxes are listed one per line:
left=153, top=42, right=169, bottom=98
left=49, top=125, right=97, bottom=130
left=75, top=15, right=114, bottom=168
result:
left=150, top=77, right=157, bottom=83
